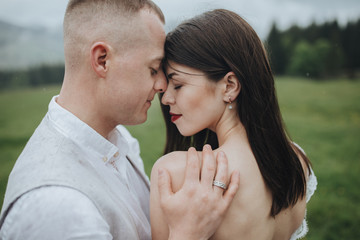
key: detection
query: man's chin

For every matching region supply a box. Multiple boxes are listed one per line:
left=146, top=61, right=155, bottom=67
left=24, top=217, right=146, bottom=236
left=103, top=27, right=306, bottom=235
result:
left=126, top=115, right=148, bottom=126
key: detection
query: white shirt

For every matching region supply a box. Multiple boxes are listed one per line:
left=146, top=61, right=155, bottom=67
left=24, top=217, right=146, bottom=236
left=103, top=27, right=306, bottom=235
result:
left=0, top=96, right=151, bottom=240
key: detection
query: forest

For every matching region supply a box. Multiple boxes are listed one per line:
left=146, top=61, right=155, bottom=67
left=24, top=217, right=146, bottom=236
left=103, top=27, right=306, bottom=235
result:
left=266, top=18, right=360, bottom=79
left=0, top=18, right=359, bottom=90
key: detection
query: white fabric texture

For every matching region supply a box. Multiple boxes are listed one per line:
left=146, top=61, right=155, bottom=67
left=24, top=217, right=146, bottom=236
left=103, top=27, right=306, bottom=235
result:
left=0, top=187, right=112, bottom=240
left=290, top=143, right=318, bottom=240
left=0, top=96, right=151, bottom=240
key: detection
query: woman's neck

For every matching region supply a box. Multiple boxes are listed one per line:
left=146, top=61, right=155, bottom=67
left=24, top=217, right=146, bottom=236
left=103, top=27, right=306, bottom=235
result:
left=214, top=114, right=247, bottom=147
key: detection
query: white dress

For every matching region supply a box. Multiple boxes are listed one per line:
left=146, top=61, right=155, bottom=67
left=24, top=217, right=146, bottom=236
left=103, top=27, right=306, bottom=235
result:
left=290, top=144, right=318, bottom=240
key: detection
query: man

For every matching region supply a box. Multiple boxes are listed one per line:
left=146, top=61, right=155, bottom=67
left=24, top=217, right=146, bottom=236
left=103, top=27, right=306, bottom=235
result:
left=0, top=1, right=240, bottom=239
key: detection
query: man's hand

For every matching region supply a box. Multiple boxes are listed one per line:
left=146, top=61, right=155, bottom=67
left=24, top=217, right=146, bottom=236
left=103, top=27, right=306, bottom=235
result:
left=157, top=145, right=240, bottom=240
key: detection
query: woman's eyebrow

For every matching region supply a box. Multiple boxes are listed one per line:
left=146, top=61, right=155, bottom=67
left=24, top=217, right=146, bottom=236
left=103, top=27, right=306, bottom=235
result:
left=167, top=72, right=178, bottom=79
left=167, top=73, right=188, bottom=83
left=167, top=63, right=205, bottom=76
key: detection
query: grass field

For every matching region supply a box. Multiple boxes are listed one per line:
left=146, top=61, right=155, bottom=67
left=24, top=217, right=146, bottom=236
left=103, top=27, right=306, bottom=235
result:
left=0, top=77, right=359, bottom=239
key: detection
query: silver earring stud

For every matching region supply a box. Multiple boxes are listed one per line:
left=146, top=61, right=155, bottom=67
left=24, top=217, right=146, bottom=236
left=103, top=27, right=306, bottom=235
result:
left=228, top=97, right=233, bottom=110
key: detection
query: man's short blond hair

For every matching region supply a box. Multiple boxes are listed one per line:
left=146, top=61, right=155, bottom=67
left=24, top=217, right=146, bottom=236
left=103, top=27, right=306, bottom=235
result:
left=63, top=0, right=164, bottom=70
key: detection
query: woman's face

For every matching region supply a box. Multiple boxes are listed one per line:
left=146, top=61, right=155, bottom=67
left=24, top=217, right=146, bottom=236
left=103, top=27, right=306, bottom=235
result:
left=161, top=61, right=226, bottom=136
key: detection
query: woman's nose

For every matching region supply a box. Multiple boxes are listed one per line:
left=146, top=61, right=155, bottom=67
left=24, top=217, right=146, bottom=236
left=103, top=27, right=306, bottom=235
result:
left=161, top=89, right=175, bottom=105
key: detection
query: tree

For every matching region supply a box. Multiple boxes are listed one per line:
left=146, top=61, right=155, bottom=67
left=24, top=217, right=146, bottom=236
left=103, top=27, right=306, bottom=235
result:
left=341, top=19, right=360, bottom=78
left=266, top=22, right=288, bottom=75
left=287, top=39, right=343, bottom=79
left=287, top=40, right=317, bottom=77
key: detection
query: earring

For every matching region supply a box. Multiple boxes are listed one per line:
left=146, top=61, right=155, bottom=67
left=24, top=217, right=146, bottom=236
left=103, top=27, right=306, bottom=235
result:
left=228, top=97, right=233, bottom=110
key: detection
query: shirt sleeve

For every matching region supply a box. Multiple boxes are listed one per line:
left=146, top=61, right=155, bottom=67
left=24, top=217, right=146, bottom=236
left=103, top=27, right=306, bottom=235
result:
left=0, top=186, right=112, bottom=240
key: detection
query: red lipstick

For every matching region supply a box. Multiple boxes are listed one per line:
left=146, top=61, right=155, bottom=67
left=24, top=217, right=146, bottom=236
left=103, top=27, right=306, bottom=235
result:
left=170, top=112, right=182, bottom=122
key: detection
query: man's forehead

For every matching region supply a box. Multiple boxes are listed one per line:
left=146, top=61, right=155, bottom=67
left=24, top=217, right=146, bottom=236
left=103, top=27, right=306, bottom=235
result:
left=152, top=56, right=164, bottom=63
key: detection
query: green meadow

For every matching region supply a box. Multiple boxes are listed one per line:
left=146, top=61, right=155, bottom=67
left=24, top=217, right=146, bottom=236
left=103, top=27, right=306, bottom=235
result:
left=0, top=77, right=359, bottom=239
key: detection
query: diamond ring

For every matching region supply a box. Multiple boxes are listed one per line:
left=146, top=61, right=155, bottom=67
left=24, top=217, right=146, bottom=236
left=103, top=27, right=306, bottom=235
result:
left=213, top=180, right=227, bottom=190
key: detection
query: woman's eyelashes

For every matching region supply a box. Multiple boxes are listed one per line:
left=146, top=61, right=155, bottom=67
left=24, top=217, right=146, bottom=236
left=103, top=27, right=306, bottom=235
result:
left=167, top=73, right=188, bottom=90
left=171, top=79, right=184, bottom=90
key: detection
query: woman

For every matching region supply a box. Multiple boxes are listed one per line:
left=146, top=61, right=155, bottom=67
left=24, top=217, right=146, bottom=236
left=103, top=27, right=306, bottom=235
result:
left=150, top=9, right=317, bottom=240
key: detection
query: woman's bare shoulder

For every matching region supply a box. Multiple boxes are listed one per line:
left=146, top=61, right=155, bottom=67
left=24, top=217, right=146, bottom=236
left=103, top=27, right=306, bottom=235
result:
left=152, top=151, right=188, bottom=172
left=151, top=151, right=190, bottom=192
left=291, top=142, right=310, bottom=177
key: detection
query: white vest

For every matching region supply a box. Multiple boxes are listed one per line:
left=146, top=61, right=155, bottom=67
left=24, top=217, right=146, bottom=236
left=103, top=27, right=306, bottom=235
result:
left=0, top=116, right=144, bottom=239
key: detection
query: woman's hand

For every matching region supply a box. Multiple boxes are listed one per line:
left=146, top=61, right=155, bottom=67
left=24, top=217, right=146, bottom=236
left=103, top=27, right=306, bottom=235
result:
left=157, top=145, right=240, bottom=240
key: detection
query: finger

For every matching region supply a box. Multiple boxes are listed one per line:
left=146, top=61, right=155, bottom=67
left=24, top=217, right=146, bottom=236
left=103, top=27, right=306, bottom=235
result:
left=200, top=145, right=216, bottom=188
left=157, top=168, right=173, bottom=201
left=223, top=170, right=240, bottom=206
left=183, top=147, right=200, bottom=185
left=212, top=151, right=229, bottom=194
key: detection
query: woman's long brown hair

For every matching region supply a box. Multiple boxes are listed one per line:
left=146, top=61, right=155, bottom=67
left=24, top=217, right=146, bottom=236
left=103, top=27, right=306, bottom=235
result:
left=160, top=9, right=311, bottom=217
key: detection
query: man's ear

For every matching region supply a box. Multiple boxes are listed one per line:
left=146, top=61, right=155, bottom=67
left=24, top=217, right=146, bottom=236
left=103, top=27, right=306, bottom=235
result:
left=90, top=42, right=110, bottom=78
left=222, top=72, right=241, bottom=102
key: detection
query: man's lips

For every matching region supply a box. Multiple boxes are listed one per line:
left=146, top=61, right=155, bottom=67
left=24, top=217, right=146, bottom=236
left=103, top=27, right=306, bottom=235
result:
left=170, top=112, right=182, bottom=122
left=146, top=97, right=154, bottom=106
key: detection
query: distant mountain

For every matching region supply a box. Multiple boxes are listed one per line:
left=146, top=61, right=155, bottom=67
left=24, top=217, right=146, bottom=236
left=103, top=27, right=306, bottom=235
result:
left=0, top=20, right=64, bottom=70
left=0, top=18, right=186, bottom=71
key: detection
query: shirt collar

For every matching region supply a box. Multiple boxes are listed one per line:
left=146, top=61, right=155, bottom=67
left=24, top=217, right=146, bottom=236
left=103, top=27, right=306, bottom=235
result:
left=46, top=96, right=129, bottom=164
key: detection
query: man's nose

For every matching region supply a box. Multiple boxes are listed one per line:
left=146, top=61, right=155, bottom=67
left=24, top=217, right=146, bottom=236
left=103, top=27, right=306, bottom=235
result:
left=154, top=71, right=167, bottom=93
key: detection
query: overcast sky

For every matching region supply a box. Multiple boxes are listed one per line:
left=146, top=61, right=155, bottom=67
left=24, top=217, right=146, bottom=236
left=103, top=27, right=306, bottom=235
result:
left=0, top=0, right=359, bottom=38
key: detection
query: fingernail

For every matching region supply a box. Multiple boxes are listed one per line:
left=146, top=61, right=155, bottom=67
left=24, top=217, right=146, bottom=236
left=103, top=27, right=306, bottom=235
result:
left=219, top=151, right=225, bottom=158
left=204, top=144, right=211, bottom=150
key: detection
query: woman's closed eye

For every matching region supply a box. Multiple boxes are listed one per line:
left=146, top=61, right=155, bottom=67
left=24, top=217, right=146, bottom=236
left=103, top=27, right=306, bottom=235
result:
left=174, top=85, right=182, bottom=90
